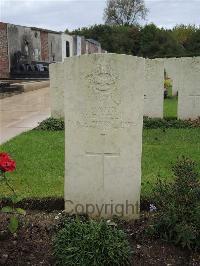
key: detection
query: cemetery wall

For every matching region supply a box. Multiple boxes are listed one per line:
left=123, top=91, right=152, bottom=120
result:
left=0, top=22, right=105, bottom=79
left=86, top=39, right=101, bottom=54
left=48, top=32, right=62, bottom=62
left=0, top=22, right=9, bottom=78
left=7, top=24, right=42, bottom=66
left=76, top=36, right=82, bottom=56
left=61, top=34, right=74, bottom=60
left=81, top=36, right=86, bottom=54
left=40, top=31, right=49, bottom=62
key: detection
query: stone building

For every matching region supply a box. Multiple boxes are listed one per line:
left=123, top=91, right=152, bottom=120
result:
left=85, top=39, right=101, bottom=54
left=0, top=22, right=104, bottom=79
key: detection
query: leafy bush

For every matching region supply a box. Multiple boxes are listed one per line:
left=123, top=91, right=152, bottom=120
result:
left=71, top=24, right=200, bottom=57
left=164, top=78, right=172, bottom=98
left=53, top=217, right=131, bottom=265
left=143, top=117, right=200, bottom=129
left=34, top=117, right=200, bottom=131
left=150, top=157, right=200, bottom=250
left=36, top=117, right=200, bottom=132
left=35, top=117, right=64, bottom=131
left=164, top=79, right=172, bottom=89
left=72, top=24, right=141, bottom=56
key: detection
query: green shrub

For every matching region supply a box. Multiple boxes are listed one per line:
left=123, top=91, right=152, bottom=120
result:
left=164, top=78, right=172, bottom=89
left=36, top=117, right=200, bottom=132
left=53, top=217, right=131, bottom=266
left=150, top=157, right=200, bottom=250
left=35, top=117, right=64, bottom=131
left=143, top=117, right=200, bottom=129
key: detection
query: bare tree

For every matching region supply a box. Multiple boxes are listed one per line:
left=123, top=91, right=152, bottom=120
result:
left=104, top=0, right=148, bottom=25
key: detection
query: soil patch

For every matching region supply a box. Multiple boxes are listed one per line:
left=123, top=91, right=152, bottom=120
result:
left=0, top=211, right=199, bottom=265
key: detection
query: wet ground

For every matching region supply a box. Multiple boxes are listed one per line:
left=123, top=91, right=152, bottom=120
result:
left=0, top=87, right=50, bottom=144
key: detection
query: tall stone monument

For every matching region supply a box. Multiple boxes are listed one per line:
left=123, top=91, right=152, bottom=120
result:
left=64, top=54, right=145, bottom=219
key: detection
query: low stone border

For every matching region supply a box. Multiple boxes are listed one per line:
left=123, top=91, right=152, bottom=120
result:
left=12, top=80, right=50, bottom=92
left=0, top=91, right=22, bottom=99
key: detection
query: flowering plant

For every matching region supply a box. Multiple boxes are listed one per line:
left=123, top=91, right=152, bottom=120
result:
left=0, top=152, right=25, bottom=234
left=0, top=152, right=16, bottom=173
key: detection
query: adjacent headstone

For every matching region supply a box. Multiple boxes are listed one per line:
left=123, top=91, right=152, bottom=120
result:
left=144, top=59, right=164, bottom=118
left=158, top=57, right=181, bottom=96
left=49, top=62, right=64, bottom=118
left=178, top=57, right=200, bottom=120
left=64, top=54, right=145, bottom=219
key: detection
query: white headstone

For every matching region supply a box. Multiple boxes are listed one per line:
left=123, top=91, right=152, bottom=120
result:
left=63, top=54, right=144, bottom=219
left=178, top=57, right=200, bottom=120
left=49, top=62, right=64, bottom=118
left=144, top=59, right=164, bottom=118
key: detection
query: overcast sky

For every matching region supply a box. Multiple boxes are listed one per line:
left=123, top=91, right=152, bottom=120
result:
left=0, top=0, right=200, bottom=31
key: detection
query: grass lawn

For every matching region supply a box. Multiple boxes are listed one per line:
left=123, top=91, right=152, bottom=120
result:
left=163, top=85, right=178, bottom=119
left=1, top=128, right=200, bottom=199
left=0, top=131, right=65, bottom=199
left=164, top=96, right=178, bottom=118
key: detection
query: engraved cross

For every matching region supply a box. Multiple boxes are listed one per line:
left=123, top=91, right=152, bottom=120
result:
left=85, top=133, right=120, bottom=189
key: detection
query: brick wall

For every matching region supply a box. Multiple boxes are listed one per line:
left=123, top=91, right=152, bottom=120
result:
left=0, top=22, right=9, bottom=79
left=40, top=31, right=49, bottom=62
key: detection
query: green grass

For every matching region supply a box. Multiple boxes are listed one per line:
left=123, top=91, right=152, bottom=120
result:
left=164, top=85, right=178, bottom=119
left=1, top=128, right=200, bottom=199
left=164, top=96, right=178, bottom=118
left=0, top=131, right=65, bottom=198
left=142, top=128, right=200, bottom=196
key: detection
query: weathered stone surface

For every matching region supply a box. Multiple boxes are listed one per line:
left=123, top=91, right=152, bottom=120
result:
left=178, top=57, right=200, bottom=120
left=144, top=59, right=164, bottom=118
left=64, top=54, right=145, bottom=219
left=49, top=62, right=64, bottom=118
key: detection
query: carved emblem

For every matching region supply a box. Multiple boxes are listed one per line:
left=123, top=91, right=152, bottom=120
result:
left=87, top=63, right=117, bottom=93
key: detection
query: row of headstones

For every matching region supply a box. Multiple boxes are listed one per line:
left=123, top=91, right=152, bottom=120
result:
left=50, top=56, right=200, bottom=120
left=145, top=57, right=200, bottom=120
left=50, top=54, right=199, bottom=220
left=164, top=57, right=200, bottom=120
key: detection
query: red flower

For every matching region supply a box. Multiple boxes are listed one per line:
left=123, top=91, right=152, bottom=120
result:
left=0, top=152, right=10, bottom=161
left=0, top=152, right=16, bottom=172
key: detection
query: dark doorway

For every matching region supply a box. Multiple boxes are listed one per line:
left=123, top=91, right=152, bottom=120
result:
left=66, top=41, right=70, bottom=57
